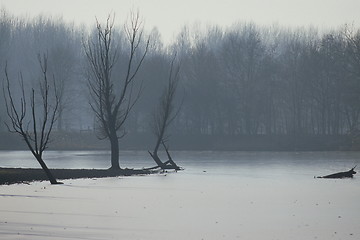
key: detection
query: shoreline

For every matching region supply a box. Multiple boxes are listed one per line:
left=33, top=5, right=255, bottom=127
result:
left=0, top=167, right=155, bottom=185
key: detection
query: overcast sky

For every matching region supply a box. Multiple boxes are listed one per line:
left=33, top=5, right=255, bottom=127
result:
left=1, top=0, right=360, bottom=43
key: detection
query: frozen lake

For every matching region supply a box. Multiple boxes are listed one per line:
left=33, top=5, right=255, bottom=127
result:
left=1, top=150, right=360, bottom=180
left=1, top=151, right=360, bottom=239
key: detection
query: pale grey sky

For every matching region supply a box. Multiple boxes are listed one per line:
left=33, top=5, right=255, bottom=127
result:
left=1, top=0, right=360, bottom=43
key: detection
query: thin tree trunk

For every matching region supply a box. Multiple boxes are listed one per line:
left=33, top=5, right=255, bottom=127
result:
left=35, top=155, right=61, bottom=184
left=57, top=106, right=64, bottom=131
left=148, top=151, right=165, bottom=168
left=153, top=133, right=162, bottom=156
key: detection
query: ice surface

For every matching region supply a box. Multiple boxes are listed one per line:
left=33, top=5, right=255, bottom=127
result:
left=1, top=151, right=360, bottom=239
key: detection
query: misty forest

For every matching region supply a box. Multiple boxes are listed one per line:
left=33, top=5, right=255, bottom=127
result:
left=2, top=6, right=360, bottom=240
left=1, top=9, right=360, bottom=160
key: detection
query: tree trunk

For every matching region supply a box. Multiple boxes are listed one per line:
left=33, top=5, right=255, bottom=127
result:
left=35, top=155, right=61, bottom=184
left=148, top=151, right=165, bottom=168
left=57, top=105, right=64, bottom=131
left=109, top=133, right=120, bottom=170
left=153, top=136, right=162, bottom=156
left=148, top=141, right=181, bottom=171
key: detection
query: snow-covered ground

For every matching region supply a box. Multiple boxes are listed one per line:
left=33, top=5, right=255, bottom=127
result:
left=1, top=151, right=360, bottom=239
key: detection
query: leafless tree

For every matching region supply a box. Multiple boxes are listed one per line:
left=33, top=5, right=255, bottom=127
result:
left=84, top=13, right=149, bottom=170
left=148, top=57, right=181, bottom=170
left=343, top=26, right=360, bottom=134
left=3, top=54, right=61, bottom=184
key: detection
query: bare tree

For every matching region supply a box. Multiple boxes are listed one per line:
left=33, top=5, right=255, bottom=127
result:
left=148, top=57, right=181, bottom=170
left=84, top=13, right=149, bottom=170
left=3, top=54, right=61, bottom=184
left=343, top=26, right=360, bottom=134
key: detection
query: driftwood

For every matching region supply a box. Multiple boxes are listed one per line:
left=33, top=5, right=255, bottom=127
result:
left=316, top=166, right=357, bottom=179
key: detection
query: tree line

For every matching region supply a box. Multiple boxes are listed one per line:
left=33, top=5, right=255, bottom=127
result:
left=1, top=10, right=360, bottom=140
left=175, top=24, right=360, bottom=138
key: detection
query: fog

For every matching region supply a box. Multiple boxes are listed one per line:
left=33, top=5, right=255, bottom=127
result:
left=0, top=5, right=360, bottom=240
left=1, top=8, right=360, bottom=239
left=3, top=0, right=360, bottom=44
left=0, top=10, right=360, bottom=151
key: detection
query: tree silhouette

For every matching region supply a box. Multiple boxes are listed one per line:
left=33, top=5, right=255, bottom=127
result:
left=84, top=13, right=149, bottom=169
left=3, top=54, right=61, bottom=184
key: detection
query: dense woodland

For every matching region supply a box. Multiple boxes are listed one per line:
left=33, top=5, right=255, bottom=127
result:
left=1, top=10, right=360, bottom=150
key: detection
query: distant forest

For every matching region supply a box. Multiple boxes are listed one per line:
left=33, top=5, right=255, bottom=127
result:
left=0, top=9, right=360, bottom=150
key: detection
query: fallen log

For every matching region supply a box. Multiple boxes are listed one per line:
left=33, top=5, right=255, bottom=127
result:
left=316, top=166, right=357, bottom=179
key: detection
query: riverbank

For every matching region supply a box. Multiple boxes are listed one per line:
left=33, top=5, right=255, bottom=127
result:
left=0, top=168, right=155, bottom=185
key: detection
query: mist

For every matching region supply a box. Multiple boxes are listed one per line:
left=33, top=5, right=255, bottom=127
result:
left=0, top=10, right=360, bottom=151
left=1, top=7, right=360, bottom=240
